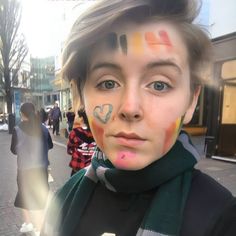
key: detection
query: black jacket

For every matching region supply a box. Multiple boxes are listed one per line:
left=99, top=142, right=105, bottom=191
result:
left=73, top=169, right=235, bottom=236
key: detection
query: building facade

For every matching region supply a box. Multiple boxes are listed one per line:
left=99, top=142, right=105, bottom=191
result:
left=30, top=56, right=57, bottom=110
left=204, top=0, right=236, bottom=160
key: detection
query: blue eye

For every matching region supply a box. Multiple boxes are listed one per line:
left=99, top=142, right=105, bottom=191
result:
left=96, top=80, right=119, bottom=90
left=148, top=81, right=171, bottom=91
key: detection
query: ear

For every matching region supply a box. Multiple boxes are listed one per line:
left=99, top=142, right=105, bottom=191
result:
left=183, top=86, right=201, bottom=124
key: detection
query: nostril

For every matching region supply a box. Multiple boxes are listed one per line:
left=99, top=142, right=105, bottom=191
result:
left=120, top=112, right=141, bottom=121
left=121, top=113, right=126, bottom=119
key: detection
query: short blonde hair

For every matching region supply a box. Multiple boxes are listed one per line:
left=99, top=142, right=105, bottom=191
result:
left=62, top=0, right=212, bottom=97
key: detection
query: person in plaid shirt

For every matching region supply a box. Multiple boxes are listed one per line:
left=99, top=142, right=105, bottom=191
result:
left=67, top=109, right=96, bottom=176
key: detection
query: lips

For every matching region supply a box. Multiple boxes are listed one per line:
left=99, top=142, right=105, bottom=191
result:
left=113, top=132, right=146, bottom=147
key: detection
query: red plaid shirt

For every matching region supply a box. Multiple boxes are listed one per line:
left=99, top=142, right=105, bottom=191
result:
left=67, top=127, right=96, bottom=171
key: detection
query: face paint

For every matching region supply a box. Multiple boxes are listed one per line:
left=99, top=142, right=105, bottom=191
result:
left=144, top=32, right=160, bottom=52
left=158, top=30, right=172, bottom=47
left=119, top=34, right=128, bottom=54
left=115, top=150, right=136, bottom=168
left=91, top=119, right=104, bottom=149
left=162, top=117, right=183, bottom=155
left=145, top=31, right=172, bottom=53
left=117, top=31, right=172, bottom=55
left=106, top=32, right=118, bottom=50
left=93, top=104, right=113, bottom=124
left=130, top=32, right=143, bottom=54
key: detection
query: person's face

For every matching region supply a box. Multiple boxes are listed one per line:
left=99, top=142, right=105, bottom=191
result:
left=83, top=20, right=200, bottom=170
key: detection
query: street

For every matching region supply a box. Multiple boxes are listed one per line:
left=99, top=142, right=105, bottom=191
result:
left=0, top=130, right=236, bottom=235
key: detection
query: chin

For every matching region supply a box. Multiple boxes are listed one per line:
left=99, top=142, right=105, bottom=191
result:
left=112, top=159, right=149, bottom=171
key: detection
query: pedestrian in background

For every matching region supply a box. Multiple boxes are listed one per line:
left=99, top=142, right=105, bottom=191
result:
left=66, top=107, right=75, bottom=133
left=38, top=108, right=48, bottom=126
left=41, top=0, right=236, bottom=235
left=47, top=107, right=53, bottom=129
left=10, top=102, right=53, bottom=235
left=50, top=102, right=62, bottom=135
left=67, top=108, right=96, bottom=176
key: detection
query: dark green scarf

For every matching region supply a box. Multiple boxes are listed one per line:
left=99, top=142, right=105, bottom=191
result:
left=42, top=131, right=200, bottom=236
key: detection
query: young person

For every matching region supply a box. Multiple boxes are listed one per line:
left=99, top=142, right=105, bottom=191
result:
left=10, top=102, right=53, bottom=235
left=67, top=109, right=96, bottom=176
left=41, top=0, right=236, bottom=235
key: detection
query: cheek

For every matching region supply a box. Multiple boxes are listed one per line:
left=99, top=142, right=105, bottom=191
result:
left=162, top=117, right=182, bottom=155
left=90, top=119, right=104, bottom=150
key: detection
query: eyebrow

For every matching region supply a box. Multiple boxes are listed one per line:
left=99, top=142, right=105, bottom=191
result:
left=146, top=60, right=182, bottom=74
left=89, top=62, right=122, bottom=73
left=89, top=60, right=182, bottom=75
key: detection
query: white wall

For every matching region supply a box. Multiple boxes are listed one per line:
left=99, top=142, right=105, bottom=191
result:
left=209, top=0, right=236, bottom=38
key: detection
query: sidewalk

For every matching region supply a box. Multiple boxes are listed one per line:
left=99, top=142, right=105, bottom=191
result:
left=192, top=135, right=236, bottom=196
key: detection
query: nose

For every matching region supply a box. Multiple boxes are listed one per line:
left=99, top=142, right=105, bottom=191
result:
left=118, top=87, right=143, bottom=122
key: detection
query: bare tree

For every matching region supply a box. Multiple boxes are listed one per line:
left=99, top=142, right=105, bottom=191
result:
left=0, top=0, right=28, bottom=114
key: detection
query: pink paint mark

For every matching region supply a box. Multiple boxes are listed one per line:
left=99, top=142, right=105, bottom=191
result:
left=115, top=151, right=136, bottom=168
left=159, top=30, right=172, bottom=47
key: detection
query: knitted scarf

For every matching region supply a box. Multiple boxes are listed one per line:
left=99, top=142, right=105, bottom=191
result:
left=43, top=131, right=200, bottom=236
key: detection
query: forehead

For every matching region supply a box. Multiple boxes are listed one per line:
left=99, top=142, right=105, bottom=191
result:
left=88, top=20, right=188, bottom=68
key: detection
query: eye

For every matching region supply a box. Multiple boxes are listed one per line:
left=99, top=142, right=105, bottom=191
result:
left=96, top=80, right=120, bottom=90
left=147, top=81, right=171, bottom=92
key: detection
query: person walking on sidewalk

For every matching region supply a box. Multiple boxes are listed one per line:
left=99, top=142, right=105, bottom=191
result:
left=66, top=107, right=75, bottom=134
left=50, top=102, right=62, bottom=135
left=67, top=108, right=96, bottom=176
left=10, top=102, right=53, bottom=235
left=38, top=108, right=48, bottom=126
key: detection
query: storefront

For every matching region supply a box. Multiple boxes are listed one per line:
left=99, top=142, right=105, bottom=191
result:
left=205, top=32, right=236, bottom=161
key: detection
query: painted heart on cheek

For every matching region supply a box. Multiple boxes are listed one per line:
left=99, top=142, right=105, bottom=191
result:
left=93, top=104, right=113, bottom=124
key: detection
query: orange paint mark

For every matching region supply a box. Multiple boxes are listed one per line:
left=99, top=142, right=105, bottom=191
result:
left=174, top=117, right=182, bottom=134
left=131, top=32, right=143, bottom=54
left=91, top=120, right=104, bottom=150
left=145, top=32, right=160, bottom=52
left=162, top=118, right=182, bottom=155
left=145, top=31, right=172, bottom=53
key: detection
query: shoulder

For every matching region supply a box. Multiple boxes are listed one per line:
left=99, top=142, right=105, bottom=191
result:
left=181, top=169, right=235, bottom=236
left=191, top=169, right=234, bottom=207
left=14, top=124, right=24, bottom=136
left=204, top=198, right=236, bottom=236
left=190, top=169, right=233, bottom=198
left=72, top=127, right=85, bottom=135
